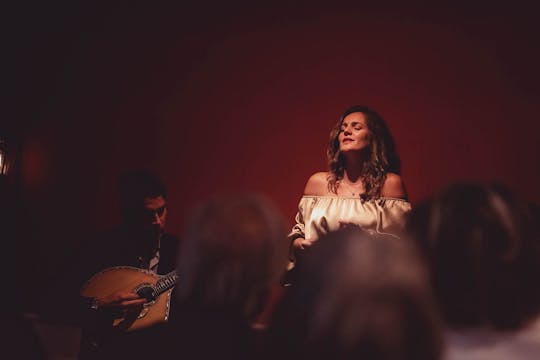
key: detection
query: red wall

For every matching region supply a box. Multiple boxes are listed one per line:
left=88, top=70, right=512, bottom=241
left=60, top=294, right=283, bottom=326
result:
left=11, top=3, right=540, bottom=311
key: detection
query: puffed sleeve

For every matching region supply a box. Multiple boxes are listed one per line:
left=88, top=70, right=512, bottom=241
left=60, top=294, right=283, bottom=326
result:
left=374, top=198, right=412, bottom=237
left=287, top=198, right=308, bottom=262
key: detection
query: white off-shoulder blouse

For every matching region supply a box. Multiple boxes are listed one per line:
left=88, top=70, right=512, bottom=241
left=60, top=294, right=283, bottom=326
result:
left=289, top=196, right=412, bottom=246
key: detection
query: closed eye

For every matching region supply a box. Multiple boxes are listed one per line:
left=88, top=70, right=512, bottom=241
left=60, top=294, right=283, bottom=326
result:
left=341, top=121, right=364, bottom=132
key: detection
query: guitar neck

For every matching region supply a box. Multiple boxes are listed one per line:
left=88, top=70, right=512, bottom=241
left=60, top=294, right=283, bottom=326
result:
left=154, top=270, right=179, bottom=296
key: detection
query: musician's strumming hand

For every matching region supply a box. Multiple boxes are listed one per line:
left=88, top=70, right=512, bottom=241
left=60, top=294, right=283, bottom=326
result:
left=93, top=290, right=146, bottom=310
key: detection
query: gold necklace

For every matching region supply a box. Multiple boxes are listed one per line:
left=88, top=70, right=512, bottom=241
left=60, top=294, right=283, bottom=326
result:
left=340, top=179, right=364, bottom=196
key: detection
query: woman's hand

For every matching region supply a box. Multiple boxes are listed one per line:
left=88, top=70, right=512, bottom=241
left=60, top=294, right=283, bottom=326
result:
left=338, top=221, right=361, bottom=229
left=293, top=237, right=313, bottom=251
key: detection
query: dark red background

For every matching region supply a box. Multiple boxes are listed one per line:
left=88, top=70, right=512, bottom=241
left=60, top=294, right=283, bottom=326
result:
left=7, top=2, right=540, bottom=312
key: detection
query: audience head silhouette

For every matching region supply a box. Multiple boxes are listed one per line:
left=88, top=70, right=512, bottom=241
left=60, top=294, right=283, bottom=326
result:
left=176, top=192, right=288, bottom=322
left=268, top=227, right=443, bottom=360
left=407, top=182, right=540, bottom=330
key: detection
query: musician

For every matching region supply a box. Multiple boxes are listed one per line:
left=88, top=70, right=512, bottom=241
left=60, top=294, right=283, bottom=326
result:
left=77, top=169, right=180, bottom=360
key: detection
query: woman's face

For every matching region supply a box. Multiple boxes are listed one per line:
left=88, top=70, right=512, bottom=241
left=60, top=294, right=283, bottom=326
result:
left=338, top=112, right=371, bottom=153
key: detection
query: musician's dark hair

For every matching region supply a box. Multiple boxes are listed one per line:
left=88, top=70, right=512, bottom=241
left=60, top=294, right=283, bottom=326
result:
left=406, top=182, right=540, bottom=330
left=118, top=169, right=167, bottom=216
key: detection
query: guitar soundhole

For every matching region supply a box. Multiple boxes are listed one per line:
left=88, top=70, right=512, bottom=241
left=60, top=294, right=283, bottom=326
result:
left=134, top=283, right=157, bottom=301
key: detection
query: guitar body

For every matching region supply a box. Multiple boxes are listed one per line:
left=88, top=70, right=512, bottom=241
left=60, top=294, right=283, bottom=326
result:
left=81, top=266, right=173, bottom=332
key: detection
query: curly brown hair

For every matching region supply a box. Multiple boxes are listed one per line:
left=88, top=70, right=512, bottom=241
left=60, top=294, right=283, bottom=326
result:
left=327, top=106, right=401, bottom=199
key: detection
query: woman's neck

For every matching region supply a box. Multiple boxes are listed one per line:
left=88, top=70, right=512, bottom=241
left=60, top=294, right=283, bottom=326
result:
left=342, top=151, right=368, bottom=183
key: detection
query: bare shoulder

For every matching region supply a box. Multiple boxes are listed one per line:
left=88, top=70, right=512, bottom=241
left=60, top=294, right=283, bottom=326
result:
left=303, top=172, right=330, bottom=196
left=381, top=173, right=408, bottom=199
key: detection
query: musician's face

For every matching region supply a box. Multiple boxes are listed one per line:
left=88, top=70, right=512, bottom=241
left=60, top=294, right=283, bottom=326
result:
left=141, top=195, right=167, bottom=232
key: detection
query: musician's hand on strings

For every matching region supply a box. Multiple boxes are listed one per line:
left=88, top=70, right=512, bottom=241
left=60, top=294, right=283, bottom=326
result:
left=94, top=290, right=146, bottom=310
